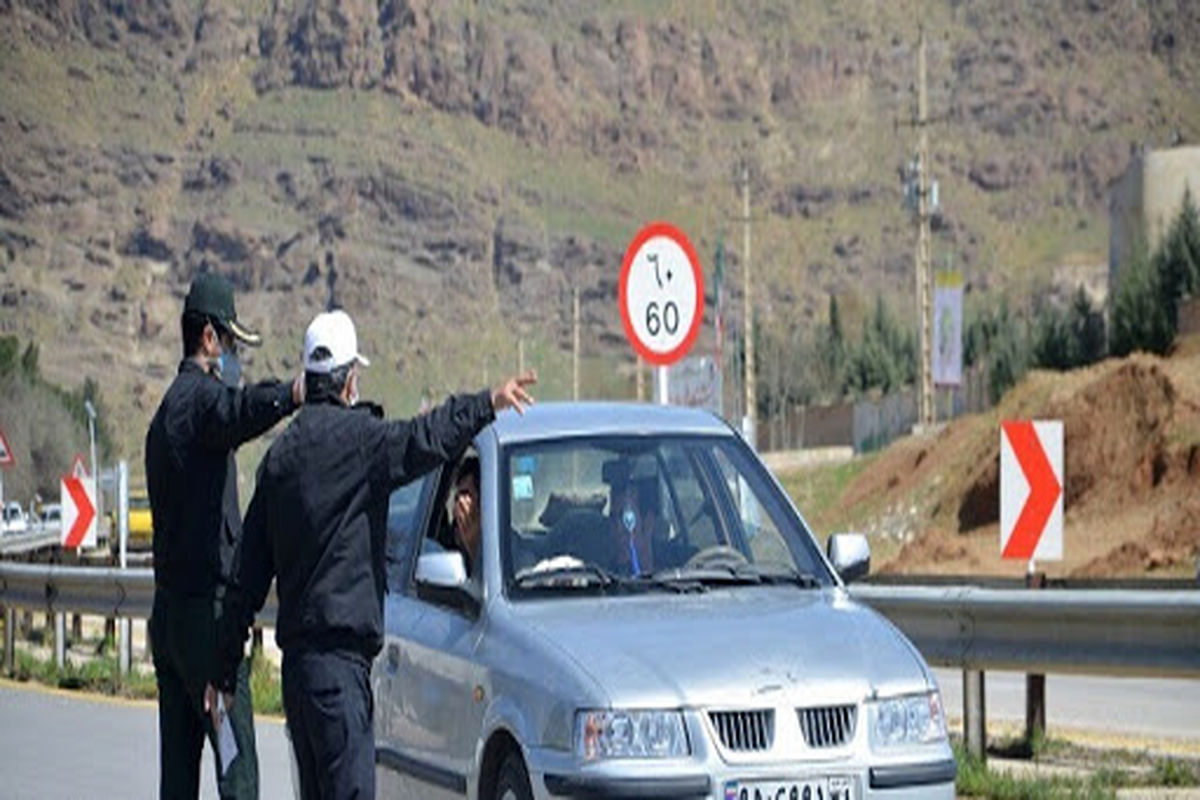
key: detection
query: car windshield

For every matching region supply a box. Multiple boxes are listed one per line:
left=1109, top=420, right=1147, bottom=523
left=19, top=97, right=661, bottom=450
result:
left=502, top=435, right=834, bottom=595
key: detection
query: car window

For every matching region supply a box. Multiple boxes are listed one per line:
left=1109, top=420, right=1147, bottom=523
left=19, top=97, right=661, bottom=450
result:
left=711, top=446, right=794, bottom=568
left=385, top=474, right=434, bottom=593
left=501, top=435, right=833, bottom=592
left=408, top=452, right=481, bottom=608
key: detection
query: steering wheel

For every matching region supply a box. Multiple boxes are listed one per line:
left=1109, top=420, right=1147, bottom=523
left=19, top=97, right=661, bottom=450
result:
left=683, top=545, right=749, bottom=571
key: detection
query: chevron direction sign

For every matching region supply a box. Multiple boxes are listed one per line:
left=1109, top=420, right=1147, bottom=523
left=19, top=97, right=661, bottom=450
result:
left=1000, top=420, right=1063, bottom=561
left=61, top=475, right=97, bottom=549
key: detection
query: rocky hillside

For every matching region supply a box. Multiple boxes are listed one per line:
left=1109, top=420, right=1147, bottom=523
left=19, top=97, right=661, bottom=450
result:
left=1, top=0, right=1199, bottom=462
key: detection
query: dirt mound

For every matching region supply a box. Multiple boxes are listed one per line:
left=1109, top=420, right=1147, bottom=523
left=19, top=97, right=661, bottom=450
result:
left=954, top=359, right=1178, bottom=531
left=839, top=349, right=1200, bottom=578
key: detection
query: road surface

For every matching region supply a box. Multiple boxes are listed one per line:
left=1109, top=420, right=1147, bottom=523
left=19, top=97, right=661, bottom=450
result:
left=0, top=680, right=294, bottom=799
left=934, top=668, right=1200, bottom=743
left=1, top=673, right=1198, bottom=798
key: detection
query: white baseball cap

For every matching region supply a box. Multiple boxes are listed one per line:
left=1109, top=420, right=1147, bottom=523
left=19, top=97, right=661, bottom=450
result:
left=303, top=310, right=370, bottom=374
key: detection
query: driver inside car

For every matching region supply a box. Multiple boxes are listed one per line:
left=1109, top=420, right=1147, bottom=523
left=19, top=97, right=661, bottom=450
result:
left=609, top=478, right=660, bottom=577
left=450, top=456, right=482, bottom=578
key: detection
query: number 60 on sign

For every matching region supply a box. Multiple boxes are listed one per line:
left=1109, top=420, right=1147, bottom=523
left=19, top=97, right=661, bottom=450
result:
left=619, top=222, right=704, bottom=367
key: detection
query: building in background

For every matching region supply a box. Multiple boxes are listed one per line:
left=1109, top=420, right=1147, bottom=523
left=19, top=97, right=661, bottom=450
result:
left=1108, top=144, right=1200, bottom=295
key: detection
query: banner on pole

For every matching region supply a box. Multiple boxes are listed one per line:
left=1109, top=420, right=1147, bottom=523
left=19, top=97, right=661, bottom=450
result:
left=933, top=271, right=963, bottom=387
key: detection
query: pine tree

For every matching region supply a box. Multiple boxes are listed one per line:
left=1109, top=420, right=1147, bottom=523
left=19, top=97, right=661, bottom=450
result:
left=1112, top=240, right=1173, bottom=356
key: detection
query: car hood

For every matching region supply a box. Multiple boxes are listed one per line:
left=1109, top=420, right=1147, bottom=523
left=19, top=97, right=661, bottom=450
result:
left=508, top=587, right=930, bottom=709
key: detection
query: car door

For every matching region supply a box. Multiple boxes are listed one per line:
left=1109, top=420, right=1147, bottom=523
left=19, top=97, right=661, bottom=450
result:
left=375, top=474, right=439, bottom=799
left=379, top=459, right=489, bottom=799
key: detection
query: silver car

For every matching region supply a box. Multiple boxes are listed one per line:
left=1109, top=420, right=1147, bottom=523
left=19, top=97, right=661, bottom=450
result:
left=374, top=403, right=955, bottom=800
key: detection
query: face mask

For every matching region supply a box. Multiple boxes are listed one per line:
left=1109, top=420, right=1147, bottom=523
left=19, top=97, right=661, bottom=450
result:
left=217, top=351, right=242, bottom=389
left=621, top=505, right=637, bottom=534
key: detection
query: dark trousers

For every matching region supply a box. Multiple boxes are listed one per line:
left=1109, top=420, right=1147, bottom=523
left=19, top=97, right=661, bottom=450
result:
left=282, top=649, right=374, bottom=800
left=151, top=591, right=259, bottom=799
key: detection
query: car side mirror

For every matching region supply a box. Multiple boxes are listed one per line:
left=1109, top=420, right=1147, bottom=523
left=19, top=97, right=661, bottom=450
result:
left=416, top=551, right=469, bottom=589
left=827, top=533, right=870, bottom=583
left=415, top=551, right=479, bottom=616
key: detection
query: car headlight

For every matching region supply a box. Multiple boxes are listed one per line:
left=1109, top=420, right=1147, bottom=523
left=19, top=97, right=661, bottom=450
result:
left=574, top=709, right=690, bottom=761
left=868, top=691, right=946, bottom=750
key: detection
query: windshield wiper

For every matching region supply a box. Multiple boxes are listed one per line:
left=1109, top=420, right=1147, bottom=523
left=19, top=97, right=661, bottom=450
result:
left=649, top=564, right=821, bottom=589
left=735, top=563, right=822, bottom=588
left=514, top=563, right=621, bottom=591
left=648, top=566, right=762, bottom=586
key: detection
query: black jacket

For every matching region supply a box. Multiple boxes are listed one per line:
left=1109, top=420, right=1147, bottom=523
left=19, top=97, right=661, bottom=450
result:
left=146, top=360, right=296, bottom=598
left=215, top=391, right=495, bottom=690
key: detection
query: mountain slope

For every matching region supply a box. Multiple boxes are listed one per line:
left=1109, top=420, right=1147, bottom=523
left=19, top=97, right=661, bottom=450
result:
left=1, top=0, right=1198, bottom=462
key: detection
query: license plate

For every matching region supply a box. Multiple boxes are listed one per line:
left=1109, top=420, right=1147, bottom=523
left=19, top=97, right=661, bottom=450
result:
left=724, top=776, right=855, bottom=800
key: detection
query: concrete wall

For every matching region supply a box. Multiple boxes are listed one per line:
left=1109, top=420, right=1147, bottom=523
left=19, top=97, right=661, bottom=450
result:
left=757, top=364, right=992, bottom=454
left=1109, top=146, right=1200, bottom=293
left=1180, top=297, right=1200, bottom=337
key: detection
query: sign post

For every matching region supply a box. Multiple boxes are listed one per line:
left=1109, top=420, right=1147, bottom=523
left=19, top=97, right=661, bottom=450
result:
left=0, top=426, right=14, bottom=512
left=70, top=453, right=89, bottom=480
left=619, top=222, right=705, bottom=406
left=1000, top=419, right=1063, bottom=748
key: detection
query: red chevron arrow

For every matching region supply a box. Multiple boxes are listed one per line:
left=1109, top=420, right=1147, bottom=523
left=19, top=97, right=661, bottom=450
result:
left=63, top=476, right=95, bottom=549
left=1001, top=421, right=1061, bottom=560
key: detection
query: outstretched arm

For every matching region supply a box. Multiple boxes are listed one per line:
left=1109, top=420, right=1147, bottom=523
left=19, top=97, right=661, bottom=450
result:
left=197, top=375, right=303, bottom=451
left=374, top=372, right=537, bottom=490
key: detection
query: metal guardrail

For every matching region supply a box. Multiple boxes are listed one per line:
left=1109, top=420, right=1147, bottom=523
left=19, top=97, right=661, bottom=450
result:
left=3, top=564, right=1196, bottom=678
left=850, top=584, right=1200, bottom=679
left=0, top=529, right=63, bottom=557
left=0, top=563, right=277, bottom=624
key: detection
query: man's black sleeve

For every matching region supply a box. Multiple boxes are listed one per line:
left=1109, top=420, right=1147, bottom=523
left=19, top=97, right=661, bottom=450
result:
left=369, top=390, right=495, bottom=491
left=197, top=379, right=296, bottom=452
left=214, top=468, right=275, bottom=692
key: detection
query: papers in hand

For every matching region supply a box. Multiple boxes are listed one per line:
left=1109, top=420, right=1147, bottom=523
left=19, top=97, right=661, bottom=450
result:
left=217, top=694, right=239, bottom=776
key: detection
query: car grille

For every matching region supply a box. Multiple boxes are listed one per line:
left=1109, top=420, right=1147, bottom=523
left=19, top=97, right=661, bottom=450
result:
left=709, top=710, right=775, bottom=751
left=798, top=705, right=857, bottom=748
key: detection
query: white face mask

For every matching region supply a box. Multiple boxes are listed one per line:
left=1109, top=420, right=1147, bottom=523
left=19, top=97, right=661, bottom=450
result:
left=346, top=370, right=360, bottom=406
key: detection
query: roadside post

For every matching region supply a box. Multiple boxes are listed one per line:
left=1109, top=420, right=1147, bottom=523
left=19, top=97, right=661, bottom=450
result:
left=3, top=605, right=13, bottom=677
left=1025, top=568, right=1048, bottom=744
left=0, top=427, right=13, bottom=676
left=963, top=670, right=986, bottom=761
left=0, top=425, right=13, bottom=510
left=69, top=455, right=88, bottom=644
left=618, top=222, right=705, bottom=407
left=117, top=460, right=131, bottom=676
left=1000, top=420, right=1064, bottom=751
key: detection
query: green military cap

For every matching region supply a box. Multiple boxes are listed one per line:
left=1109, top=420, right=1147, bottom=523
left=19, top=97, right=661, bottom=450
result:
left=184, top=271, right=262, bottom=346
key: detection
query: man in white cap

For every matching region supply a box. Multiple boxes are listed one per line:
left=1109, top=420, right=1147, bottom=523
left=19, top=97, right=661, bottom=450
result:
left=210, top=309, right=535, bottom=800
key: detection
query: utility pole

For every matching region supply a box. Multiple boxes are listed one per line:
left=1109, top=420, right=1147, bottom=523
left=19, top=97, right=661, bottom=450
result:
left=572, top=287, right=581, bottom=401
left=916, top=27, right=935, bottom=428
left=740, top=163, right=757, bottom=445
left=899, top=28, right=938, bottom=429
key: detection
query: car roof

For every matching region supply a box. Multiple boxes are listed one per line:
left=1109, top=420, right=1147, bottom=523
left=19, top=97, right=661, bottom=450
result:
left=488, top=402, right=735, bottom=446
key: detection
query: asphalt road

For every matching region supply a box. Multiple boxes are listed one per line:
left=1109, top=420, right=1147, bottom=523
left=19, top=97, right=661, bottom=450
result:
left=934, top=668, right=1200, bottom=742
left=0, top=681, right=294, bottom=799
left=1, top=673, right=1198, bottom=798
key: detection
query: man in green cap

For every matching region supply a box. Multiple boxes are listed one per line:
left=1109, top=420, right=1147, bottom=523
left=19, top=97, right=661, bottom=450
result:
left=146, top=271, right=301, bottom=798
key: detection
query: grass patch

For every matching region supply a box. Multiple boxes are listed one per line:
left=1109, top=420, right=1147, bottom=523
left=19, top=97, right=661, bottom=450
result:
left=954, top=742, right=1119, bottom=800
left=11, top=646, right=285, bottom=716
left=248, top=649, right=284, bottom=717
left=958, top=735, right=1200, bottom=797
left=777, top=455, right=876, bottom=541
left=1149, top=758, right=1200, bottom=787
left=14, top=647, right=157, bottom=700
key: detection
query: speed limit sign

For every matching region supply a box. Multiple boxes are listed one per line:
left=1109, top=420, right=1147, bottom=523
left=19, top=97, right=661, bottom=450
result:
left=619, top=222, right=705, bottom=367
